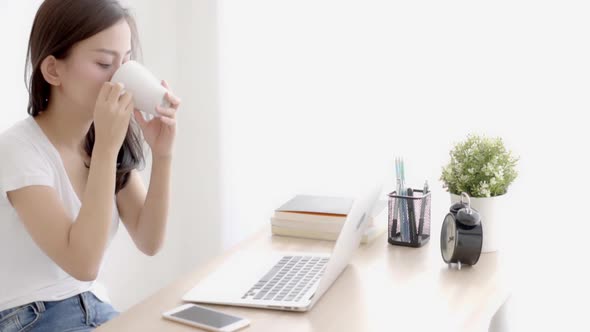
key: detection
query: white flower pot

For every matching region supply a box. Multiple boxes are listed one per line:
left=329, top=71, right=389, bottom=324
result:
left=450, top=193, right=508, bottom=253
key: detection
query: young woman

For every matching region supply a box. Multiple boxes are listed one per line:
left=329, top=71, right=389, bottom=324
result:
left=0, top=0, right=180, bottom=331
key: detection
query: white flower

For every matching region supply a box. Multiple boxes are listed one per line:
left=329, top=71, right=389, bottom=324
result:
left=484, top=163, right=492, bottom=176
left=475, top=181, right=489, bottom=197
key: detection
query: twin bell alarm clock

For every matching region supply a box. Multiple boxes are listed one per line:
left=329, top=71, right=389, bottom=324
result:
left=440, top=192, right=483, bottom=269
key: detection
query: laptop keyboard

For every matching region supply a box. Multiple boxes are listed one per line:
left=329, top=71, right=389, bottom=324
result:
left=241, top=256, right=328, bottom=302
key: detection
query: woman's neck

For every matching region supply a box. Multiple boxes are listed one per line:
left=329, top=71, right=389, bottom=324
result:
left=34, top=96, right=94, bottom=153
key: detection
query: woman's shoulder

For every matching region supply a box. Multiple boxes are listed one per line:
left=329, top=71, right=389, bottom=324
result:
left=0, top=116, right=35, bottom=140
left=0, top=117, right=48, bottom=160
left=0, top=117, right=56, bottom=196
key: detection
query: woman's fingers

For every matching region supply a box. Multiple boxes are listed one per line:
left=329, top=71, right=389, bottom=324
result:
left=120, top=92, right=133, bottom=111
left=159, top=116, right=176, bottom=126
left=107, top=82, right=124, bottom=104
left=161, top=80, right=181, bottom=109
left=164, top=92, right=181, bottom=109
left=135, top=108, right=176, bottom=128
left=98, top=82, right=113, bottom=102
left=156, top=105, right=176, bottom=118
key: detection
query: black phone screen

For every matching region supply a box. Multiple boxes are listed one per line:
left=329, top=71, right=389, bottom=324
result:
left=171, top=305, right=242, bottom=328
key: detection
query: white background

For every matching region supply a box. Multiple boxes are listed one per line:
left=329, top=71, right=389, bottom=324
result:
left=1, top=0, right=589, bottom=329
left=219, top=1, right=589, bottom=329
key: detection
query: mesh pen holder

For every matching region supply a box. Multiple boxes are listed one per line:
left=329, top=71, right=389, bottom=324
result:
left=388, top=189, right=431, bottom=247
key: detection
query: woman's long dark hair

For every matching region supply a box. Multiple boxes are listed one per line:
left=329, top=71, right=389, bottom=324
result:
left=25, top=0, right=144, bottom=193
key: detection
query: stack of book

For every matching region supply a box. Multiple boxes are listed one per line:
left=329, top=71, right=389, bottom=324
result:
left=270, top=194, right=387, bottom=244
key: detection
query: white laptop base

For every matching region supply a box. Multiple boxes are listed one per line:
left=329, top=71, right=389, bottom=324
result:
left=183, top=252, right=330, bottom=312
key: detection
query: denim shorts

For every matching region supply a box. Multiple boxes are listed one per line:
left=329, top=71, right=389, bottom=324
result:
left=0, top=291, right=119, bottom=332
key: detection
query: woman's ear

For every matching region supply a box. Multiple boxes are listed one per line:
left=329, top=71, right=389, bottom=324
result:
left=40, top=55, right=61, bottom=86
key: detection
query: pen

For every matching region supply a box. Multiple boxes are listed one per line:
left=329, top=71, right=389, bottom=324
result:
left=394, top=158, right=403, bottom=241
left=391, top=190, right=399, bottom=238
left=399, top=158, right=411, bottom=242
left=418, top=180, right=429, bottom=238
left=399, top=187, right=408, bottom=242
left=407, top=188, right=416, bottom=244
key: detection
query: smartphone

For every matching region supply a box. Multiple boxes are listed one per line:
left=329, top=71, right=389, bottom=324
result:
left=162, top=303, right=250, bottom=332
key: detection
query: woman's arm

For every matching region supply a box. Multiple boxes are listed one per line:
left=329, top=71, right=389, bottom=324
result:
left=9, top=148, right=119, bottom=281
left=116, top=156, right=172, bottom=256
left=118, top=80, right=179, bottom=256
left=8, top=83, right=134, bottom=281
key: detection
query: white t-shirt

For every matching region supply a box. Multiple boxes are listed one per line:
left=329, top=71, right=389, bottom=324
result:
left=0, top=116, right=119, bottom=312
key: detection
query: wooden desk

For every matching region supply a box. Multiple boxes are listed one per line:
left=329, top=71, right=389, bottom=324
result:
left=97, top=227, right=511, bottom=332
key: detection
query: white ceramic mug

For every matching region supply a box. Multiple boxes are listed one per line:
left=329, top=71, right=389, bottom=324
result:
left=110, top=60, right=170, bottom=116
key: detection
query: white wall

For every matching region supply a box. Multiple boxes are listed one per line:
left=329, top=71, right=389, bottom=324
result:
left=102, top=0, right=222, bottom=310
left=0, top=1, right=42, bottom=131
left=1, top=0, right=222, bottom=311
left=100, top=0, right=182, bottom=311
left=218, top=0, right=589, bottom=329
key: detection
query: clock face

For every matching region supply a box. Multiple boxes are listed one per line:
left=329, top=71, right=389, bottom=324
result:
left=441, top=214, right=456, bottom=263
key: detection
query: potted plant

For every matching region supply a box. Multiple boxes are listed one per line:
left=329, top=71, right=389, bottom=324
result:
left=440, top=134, right=519, bottom=252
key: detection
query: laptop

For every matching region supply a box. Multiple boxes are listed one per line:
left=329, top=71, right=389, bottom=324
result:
left=182, top=186, right=381, bottom=312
